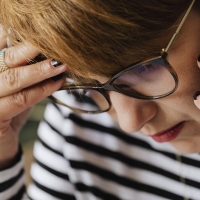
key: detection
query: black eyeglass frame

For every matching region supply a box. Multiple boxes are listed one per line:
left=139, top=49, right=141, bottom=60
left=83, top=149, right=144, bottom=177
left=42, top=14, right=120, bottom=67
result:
left=49, top=0, right=195, bottom=114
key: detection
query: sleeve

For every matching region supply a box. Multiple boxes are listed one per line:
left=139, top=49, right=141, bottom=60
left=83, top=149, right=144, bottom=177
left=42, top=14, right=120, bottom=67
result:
left=27, top=103, right=76, bottom=200
left=0, top=145, right=28, bottom=200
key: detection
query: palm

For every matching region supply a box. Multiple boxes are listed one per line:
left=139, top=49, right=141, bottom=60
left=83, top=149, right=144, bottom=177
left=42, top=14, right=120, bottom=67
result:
left=11, top=108, right=32, bottom=133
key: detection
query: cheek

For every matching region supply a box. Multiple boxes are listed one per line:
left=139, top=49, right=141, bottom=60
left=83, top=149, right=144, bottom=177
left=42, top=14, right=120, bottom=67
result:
left=168, top=44, right=200, bottom=100
left=177, top=62, right=200, bottom=97
left=167, top=13, right=200, bottom=97
left=160, top=45, right=200, bottom=121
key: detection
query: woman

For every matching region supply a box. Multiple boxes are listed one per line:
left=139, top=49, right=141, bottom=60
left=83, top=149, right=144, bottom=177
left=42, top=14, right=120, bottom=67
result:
left=1, top=0, right=200, bottom=199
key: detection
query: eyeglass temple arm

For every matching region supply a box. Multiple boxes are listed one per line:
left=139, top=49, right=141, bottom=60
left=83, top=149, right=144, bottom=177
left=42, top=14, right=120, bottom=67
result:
left=161, top=0, right=195, bottom=56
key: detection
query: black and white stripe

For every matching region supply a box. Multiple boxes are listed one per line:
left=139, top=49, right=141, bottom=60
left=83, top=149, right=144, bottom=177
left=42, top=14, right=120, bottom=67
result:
left=1, top=102, right=200, bottom=199
left=0, top=146, right=27, bottom=200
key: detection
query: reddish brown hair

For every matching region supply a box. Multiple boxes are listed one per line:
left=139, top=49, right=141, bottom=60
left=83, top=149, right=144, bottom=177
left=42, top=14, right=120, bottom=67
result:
left=0, top=0, right=198, bottom=81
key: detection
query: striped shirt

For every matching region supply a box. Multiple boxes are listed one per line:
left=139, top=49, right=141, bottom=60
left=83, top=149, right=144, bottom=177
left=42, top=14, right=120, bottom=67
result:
left=1, top=102, right=200, bottom=200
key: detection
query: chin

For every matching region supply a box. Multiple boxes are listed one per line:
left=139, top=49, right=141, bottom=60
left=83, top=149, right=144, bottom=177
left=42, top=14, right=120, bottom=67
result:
left=170, top=140, right=200, bottom=154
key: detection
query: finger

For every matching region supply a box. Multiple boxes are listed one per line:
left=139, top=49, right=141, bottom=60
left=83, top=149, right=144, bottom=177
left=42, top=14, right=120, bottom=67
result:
left=4, top=42, right=40, bottom=67
left=0, top=59, right=67, bottom=97
left=194, top=90, right=200, bottom=109
left=11, top=108, right=33, bottom=132
left=0, top=25, right=7, bottom=49
left=0, top=77, right=66, bottom=121
left=194, top=58, right=200, bottom=109
left=194, top=99, right=200, bottom=109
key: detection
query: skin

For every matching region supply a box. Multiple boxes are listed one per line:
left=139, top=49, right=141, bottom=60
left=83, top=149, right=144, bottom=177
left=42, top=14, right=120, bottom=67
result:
left=1, top=9, right=200, bottom=170
left=107, top=10, right=200, bottom=154
left=0, top=29, right=67, bottom=169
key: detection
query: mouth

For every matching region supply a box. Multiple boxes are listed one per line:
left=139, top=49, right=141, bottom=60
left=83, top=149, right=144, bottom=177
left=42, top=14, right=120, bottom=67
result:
left=151, top=121, right=185, bottom=143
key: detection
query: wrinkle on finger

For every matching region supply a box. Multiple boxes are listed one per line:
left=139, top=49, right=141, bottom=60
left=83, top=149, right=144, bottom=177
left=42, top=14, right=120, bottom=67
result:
left=0, top=78, right=64, bottom=120
left=2, top=68, right=21, bottom=92
left=4, top=42, right=40, bottom=68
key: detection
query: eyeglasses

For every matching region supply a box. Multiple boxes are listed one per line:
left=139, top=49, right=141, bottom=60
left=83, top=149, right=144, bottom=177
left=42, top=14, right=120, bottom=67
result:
left=50, top=0, right=195, bottom=114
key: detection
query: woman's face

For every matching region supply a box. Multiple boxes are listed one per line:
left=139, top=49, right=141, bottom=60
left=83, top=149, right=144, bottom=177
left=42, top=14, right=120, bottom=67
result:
left=102, top=10, right=200, bottom=154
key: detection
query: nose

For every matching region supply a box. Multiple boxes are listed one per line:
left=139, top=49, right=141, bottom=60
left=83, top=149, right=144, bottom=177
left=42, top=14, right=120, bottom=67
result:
left=109, top=92, right=157, bottom=133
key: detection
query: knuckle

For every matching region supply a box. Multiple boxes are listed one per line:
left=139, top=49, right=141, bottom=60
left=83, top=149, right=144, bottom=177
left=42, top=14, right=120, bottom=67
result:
left=3, top=69, right=20, bottom=89
left=35, top=61, right=50, bottom=75
left=4, top=48, right=16, bottom=66
left=39, top=82, right=49, bottom=97
left=11, top=91, right=28, bottom=107
left=0, top=120, right=10, bottom=136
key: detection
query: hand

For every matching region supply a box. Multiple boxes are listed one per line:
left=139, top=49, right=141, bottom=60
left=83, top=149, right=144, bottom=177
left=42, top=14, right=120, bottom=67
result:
left=0, top=30, right=67, bottom=168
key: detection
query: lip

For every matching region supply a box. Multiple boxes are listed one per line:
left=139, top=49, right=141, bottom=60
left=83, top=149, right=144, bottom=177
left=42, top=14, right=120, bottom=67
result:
left=151, top=121, right=185, bottom=143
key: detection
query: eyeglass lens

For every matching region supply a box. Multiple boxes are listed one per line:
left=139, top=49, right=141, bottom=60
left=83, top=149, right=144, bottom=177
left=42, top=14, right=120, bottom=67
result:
left=51, top=57, right=176, bottom=112
left=112, top=58, right=176, bottom=97
left=51, top=88, right=110, bottom=112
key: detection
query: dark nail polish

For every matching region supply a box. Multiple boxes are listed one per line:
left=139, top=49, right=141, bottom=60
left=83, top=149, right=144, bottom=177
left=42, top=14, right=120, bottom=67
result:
left=51, top=59, right=63, bottom=67
left=51, top=73, right=64, bottom=82
left=198, top=55, right=200, bottom=62
left=193, top=91, right=200, bottom=100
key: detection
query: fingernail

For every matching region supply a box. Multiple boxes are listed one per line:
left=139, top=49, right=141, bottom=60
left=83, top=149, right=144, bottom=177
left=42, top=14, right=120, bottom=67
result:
left=51, top=59, right=63, bottom=67
left=51, top=73, right=64, bottom=82
left=198, top=55, right=200, bottom=62
left=193, top=91, right=200, bottom=100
